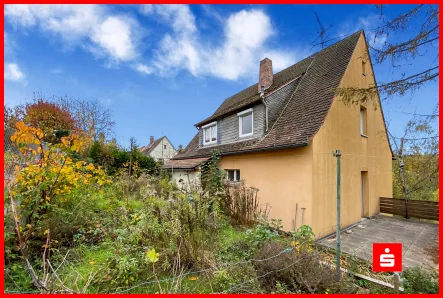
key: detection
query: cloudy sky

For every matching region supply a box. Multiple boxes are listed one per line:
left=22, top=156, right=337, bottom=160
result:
left=4, top=4, right=438, bottom=148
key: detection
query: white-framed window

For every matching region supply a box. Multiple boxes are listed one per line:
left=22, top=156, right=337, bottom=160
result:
left=202, top=121, right=217, bottom=145
left=226, top=169, right=240, bottom=182
left=237, top=108, right=253, bottom=138
left=360, top=106, right=368, bottom=137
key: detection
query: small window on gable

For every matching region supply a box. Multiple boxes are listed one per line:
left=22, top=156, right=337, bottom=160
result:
left=226, top=169, right=240, bottom=182
left=164, top=145, right=167, bottom=149
left=362, top=60, right=366, bottom=76
left=237, top=108, right=253, bottom=138
left=202, top=122, right=217, bottom=146
left=360, top=106, right=367, bottom=137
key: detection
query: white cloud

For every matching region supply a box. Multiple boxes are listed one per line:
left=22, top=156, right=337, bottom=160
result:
left=4, top=63, right=25, bottom=81
left=91, top=16, right=138, bottom=62
left=4, top=4, right=140, bottom=63
left=5, top=4, right=297, bottom=80
left=338, top=15, right=387, bottom=48
left=145, top=6, right=296, bottom=81
left=139, top=4, right=154, bottom=15
left=133, top=63, right=153, bottom=75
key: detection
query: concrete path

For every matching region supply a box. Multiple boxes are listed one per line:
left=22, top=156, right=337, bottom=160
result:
left=318, top=214, right=439, bottom=271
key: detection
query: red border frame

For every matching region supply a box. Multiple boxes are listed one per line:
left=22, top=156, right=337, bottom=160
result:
left=1, top=2, right=441, bottom=297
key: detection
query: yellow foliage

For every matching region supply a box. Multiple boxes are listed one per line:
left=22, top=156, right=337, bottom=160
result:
left=10, top=122, right=111, bottom=208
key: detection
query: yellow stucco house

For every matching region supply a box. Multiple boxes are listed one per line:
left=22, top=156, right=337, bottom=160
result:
left=165, top=30, right=393, bottom=238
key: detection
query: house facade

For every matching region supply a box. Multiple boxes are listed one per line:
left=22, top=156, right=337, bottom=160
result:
left=168, top=31, right=393, bottom=237
left=163, top=157, right=208, bottom=190
left=139, top=136, right=177, bottom=162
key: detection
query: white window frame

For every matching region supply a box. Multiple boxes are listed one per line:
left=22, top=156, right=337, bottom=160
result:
left=226, top=169, right=240, bottom=182
left=237, top=108, right=254, bottom=138
left=360, top=106, right=368, bottom=137
left=202, top=121, right=217, bottom=146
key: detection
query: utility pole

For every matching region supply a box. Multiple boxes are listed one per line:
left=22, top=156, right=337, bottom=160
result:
left=333, top=149, right=341, bottom=281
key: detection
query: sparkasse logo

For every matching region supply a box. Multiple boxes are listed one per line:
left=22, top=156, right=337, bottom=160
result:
left=372, top=243, right=402, bottom=272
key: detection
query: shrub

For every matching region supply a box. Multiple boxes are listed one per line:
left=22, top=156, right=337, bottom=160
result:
left=253, top=241, right=351, bottom=294
left=212, top=263, right=261, bottom=293
left=290, top=225, right=316, bottom=250
left=244, top=223, right=280, bottom=251
left=222, top=184, right=269, bottom=226
left=402, top=267, right=439, bottom=293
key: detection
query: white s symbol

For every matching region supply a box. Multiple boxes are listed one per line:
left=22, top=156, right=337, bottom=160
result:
left=380, top=248, right=395, bottom=267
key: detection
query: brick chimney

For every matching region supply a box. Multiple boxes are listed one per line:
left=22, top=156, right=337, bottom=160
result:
left=150, top=136, right=154, bottom=144
left=258, top=58, right=273, bottom=92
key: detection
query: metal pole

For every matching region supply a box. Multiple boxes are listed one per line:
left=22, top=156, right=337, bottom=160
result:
left=333, top=149, right=342, bottom=281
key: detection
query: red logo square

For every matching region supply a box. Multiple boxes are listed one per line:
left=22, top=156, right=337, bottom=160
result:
left=373, top=243, right=402, bottom=272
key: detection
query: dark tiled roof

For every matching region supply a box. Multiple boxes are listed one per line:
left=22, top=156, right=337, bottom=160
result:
left=195, top=57, right=311, bottom=127
left=175, top=31, right=363, bottom=160
left=162, top=157, right=209, bottom=169
left=139, top=136, right=166, bottom=155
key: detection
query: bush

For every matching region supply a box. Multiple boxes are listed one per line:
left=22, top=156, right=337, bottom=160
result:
left=222, top=184, right=269, bottom=226
left=244, top=223, right=280, bottom=251
left=402, top=267, right=439, bottom=293
left=253, top=241, right=352, bottom=293
left=212, top=263, right=261, bottom=293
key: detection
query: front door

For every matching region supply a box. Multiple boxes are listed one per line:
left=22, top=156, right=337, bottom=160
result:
left=361, top=171, right=368, bottom=217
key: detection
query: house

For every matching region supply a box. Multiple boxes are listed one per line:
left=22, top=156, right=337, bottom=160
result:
left=139, top=136, right=177, bottom=162
left=163, top=157, right=209, bottom=189
left=166, top=30, right=393, bottom=237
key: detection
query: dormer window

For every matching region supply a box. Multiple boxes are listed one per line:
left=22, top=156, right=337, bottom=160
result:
left=202, top=121, right=217, bottom=145
left=238, top=108, right=253, bottom=138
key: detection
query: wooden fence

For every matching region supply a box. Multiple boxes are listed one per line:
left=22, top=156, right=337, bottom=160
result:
left=379, top=197, right=439, bottom=221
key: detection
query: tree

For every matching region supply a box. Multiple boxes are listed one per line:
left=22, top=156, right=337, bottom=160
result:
left=7, top=99, right=78, bottom=144
left=178, top=144, right=184, bottom=153
left=390, top=111, right=438, bottom=205
left=129, top=137, right=137, bottom=176
left=49, top=96, right=115, bottom=141
left=334, top=5, right=439, bottom=103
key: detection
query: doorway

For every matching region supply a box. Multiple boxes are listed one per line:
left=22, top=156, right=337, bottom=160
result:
left=361, top=171, right=369, bottom=217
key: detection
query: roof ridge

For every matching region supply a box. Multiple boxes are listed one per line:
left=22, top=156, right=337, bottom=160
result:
left=259, top=56, right=316, bottom=145
left=195, top=30, right=364, bottom=127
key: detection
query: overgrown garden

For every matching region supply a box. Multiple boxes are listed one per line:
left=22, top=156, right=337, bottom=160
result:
left=3, top=98, right=438, bottom=294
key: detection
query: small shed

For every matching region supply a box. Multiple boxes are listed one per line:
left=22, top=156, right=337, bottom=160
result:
left=163, top=157, right=209, bottom=188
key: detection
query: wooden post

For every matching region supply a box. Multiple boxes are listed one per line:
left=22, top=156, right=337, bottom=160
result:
left=393, top=272, right=400, bottom=293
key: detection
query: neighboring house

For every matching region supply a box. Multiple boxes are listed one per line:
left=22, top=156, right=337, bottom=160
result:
left=139, top=136, right=177, bottom=162
left=167, top=30, right=393, bottom=237
left=163, top=157, right=209, bottom=189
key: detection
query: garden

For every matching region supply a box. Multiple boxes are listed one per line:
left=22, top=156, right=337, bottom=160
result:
left=3, top=114, right=438, bottom=294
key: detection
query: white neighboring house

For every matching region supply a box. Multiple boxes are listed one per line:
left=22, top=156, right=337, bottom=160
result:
left=162, top=157, right=209, bottom=189
left=139, top=136, right=177, bottom=162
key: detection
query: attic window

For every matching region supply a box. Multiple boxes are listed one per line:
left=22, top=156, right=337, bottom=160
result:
left=237, top=108, right=253, bottom=138
left=360, top=106, right=368, bottom=137
left=202, top=121, right=217, bottom=146
left=362, top=60, right=366, bottom=76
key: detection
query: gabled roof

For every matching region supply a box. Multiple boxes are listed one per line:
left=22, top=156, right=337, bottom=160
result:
left=162, top=157, right=209, bottom=170
left=175, top=30, right=363, bottom=160
left=139, top=136, right=169, bottom=155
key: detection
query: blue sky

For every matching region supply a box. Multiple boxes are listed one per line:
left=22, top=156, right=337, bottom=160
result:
left=4, top=4, right=438, bottom=149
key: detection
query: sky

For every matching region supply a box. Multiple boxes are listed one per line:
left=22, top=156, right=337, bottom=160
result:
left=4, top=4, right=439, bottom=149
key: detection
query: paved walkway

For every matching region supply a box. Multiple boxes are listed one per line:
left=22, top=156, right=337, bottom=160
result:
left=318, top=214, right=439, bottom=271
